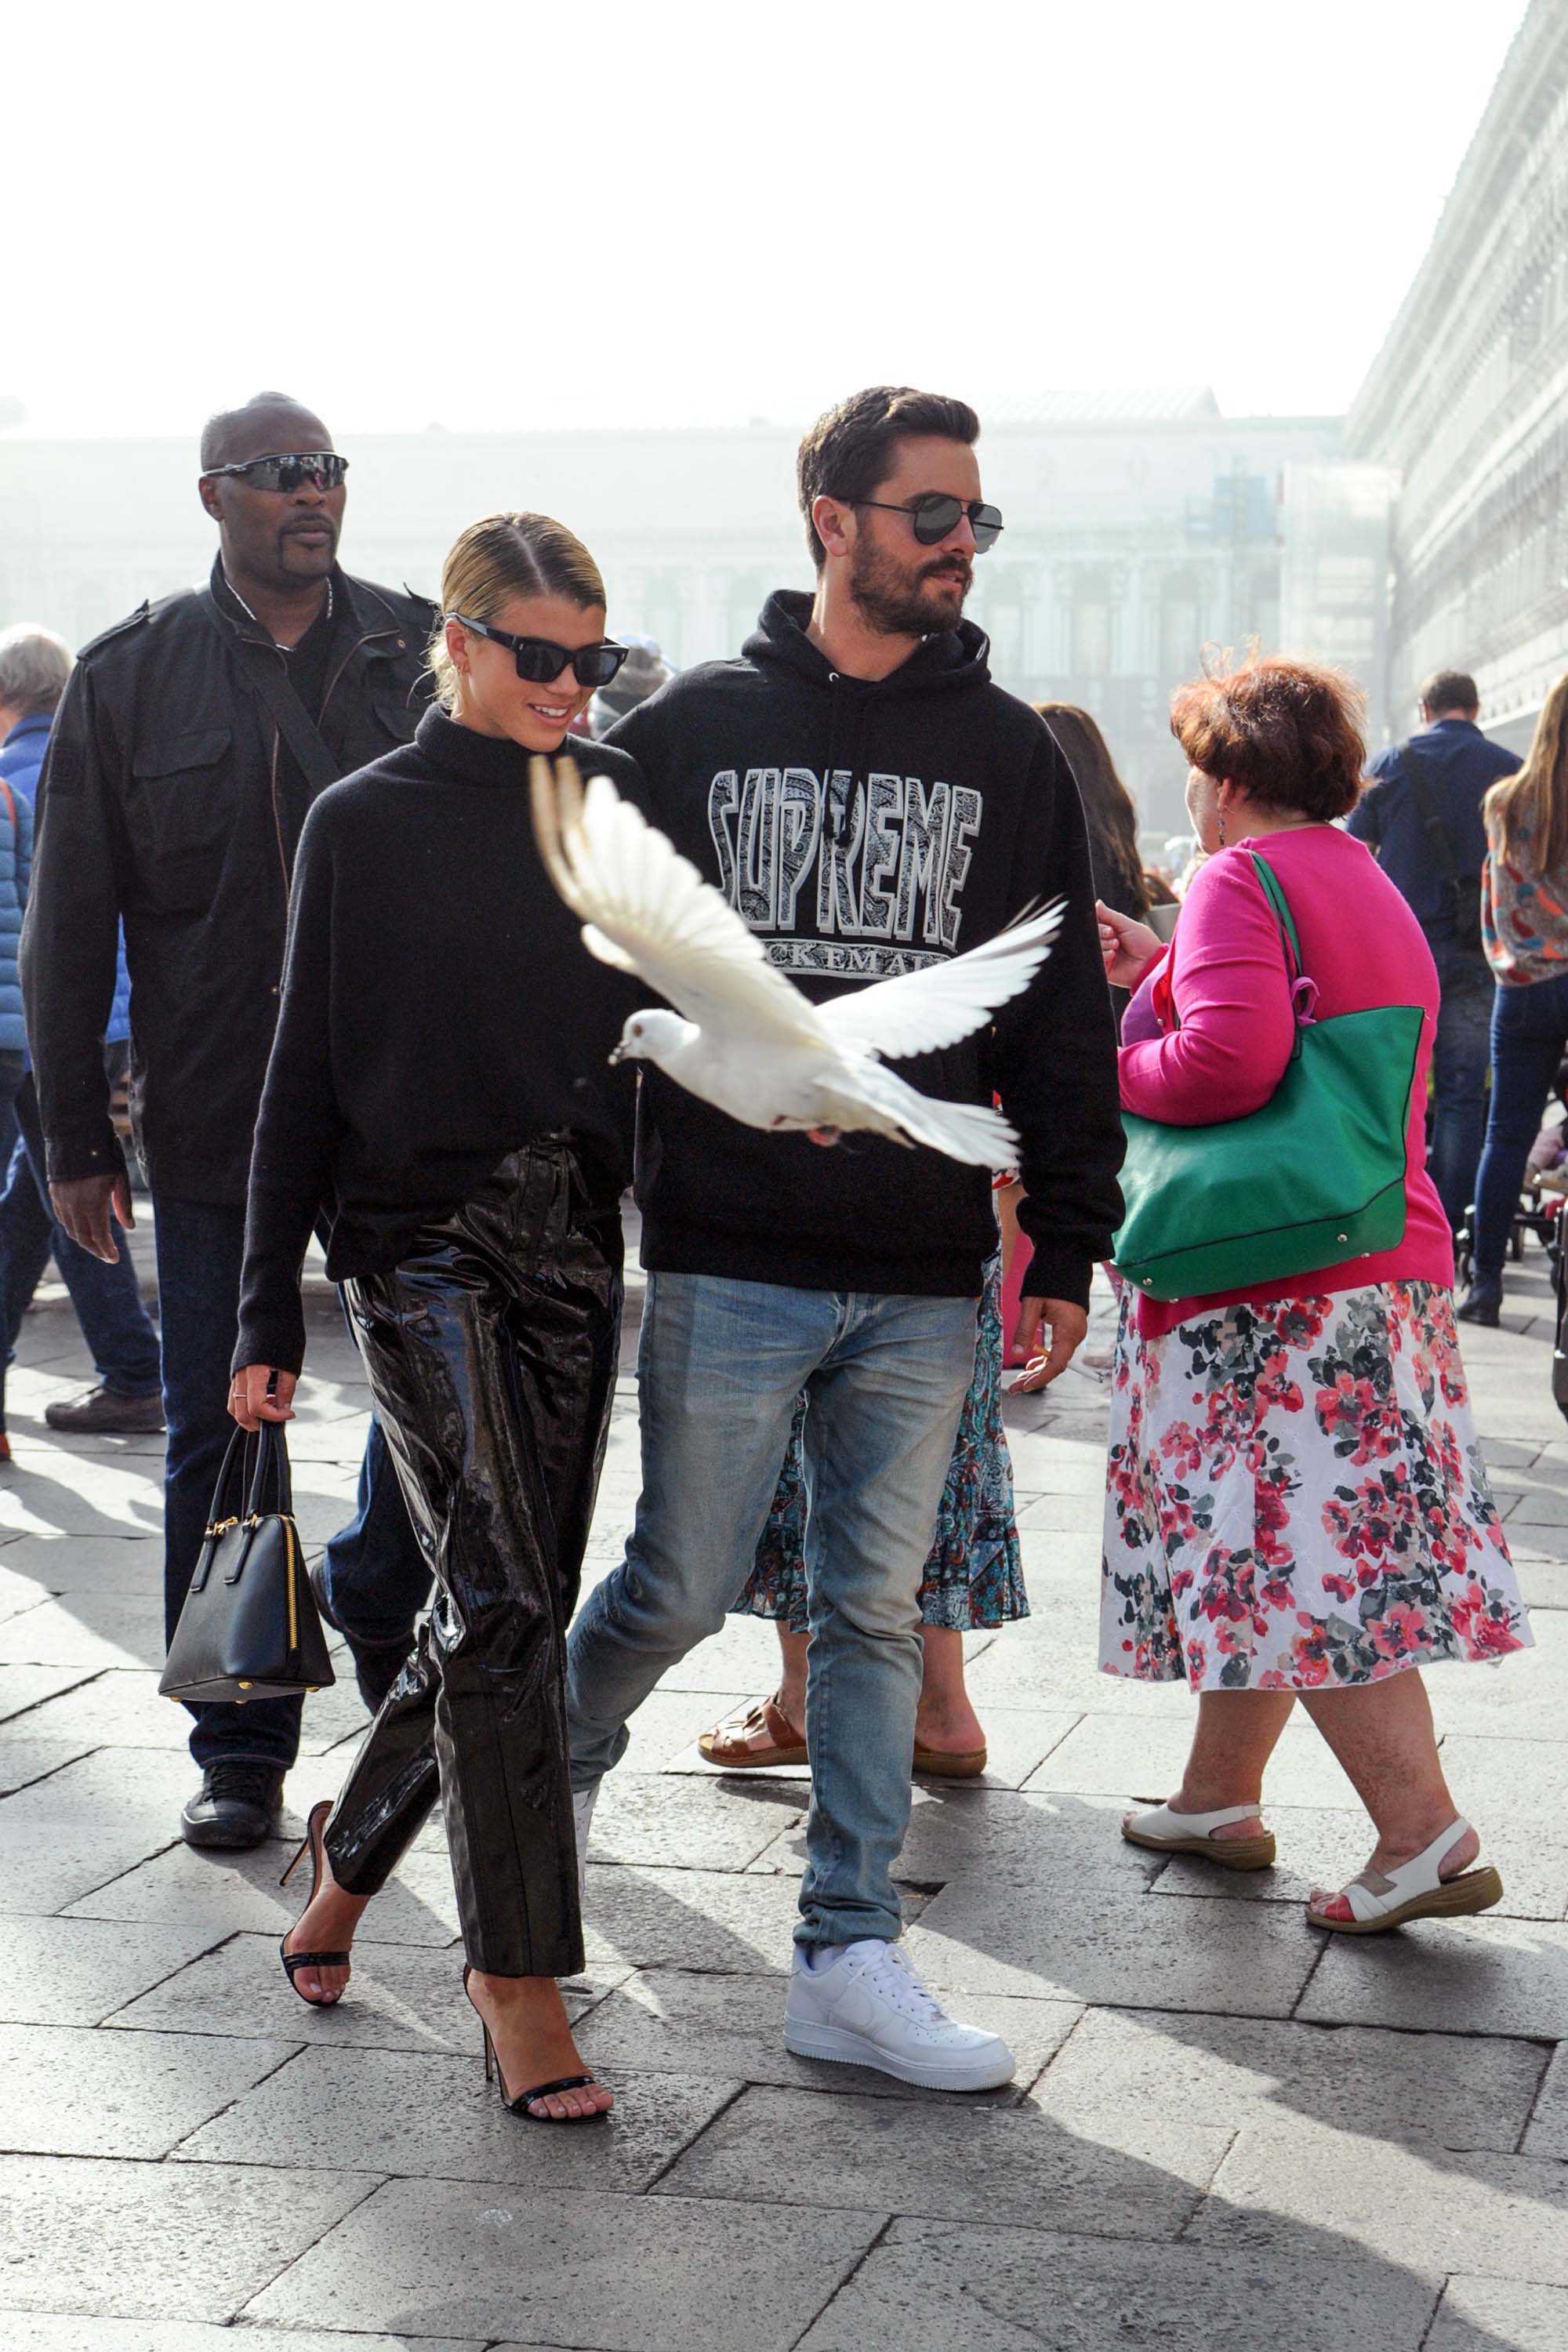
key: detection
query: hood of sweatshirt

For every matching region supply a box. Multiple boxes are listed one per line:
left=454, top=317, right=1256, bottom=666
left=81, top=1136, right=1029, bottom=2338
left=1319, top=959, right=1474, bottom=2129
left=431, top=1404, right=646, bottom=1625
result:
left=742, top=587, right=993, bottom=698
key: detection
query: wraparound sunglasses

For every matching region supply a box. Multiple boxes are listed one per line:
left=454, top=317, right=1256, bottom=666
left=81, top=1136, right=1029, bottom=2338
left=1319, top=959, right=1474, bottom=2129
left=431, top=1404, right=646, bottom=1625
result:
left=202, top=453, right=350, bottom=492
left=450, top=614, right=630, bottom=688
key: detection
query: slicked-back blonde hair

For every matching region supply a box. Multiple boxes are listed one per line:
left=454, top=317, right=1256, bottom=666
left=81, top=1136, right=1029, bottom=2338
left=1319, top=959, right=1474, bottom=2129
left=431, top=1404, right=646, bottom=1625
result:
left=429, top=512, right=606, bottom=710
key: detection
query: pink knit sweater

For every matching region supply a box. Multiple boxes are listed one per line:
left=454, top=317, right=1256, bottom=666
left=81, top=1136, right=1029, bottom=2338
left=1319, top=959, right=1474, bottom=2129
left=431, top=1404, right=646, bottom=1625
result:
left=1120, top=826, right=1453, bottom=1337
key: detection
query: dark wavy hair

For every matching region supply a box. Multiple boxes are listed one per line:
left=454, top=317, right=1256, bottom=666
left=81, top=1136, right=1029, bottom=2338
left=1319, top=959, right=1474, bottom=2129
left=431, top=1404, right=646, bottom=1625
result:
left=1171, top=653, right=1366, bottom=822
left=1035, top=703, right=1149, bottom=917
left=797, top=386, right=979, bottom=568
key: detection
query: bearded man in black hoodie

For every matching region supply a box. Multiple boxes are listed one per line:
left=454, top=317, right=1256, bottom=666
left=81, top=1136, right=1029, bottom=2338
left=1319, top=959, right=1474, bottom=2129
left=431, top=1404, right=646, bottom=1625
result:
left=566, top=387, right=1123, bottom=2092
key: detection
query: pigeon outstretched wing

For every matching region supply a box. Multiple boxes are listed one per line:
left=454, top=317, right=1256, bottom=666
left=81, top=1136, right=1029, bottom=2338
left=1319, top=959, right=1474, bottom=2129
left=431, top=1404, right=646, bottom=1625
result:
left=530, top=757, right=828, bottom=1046
left=820, top=901, right=1065, bottom=1059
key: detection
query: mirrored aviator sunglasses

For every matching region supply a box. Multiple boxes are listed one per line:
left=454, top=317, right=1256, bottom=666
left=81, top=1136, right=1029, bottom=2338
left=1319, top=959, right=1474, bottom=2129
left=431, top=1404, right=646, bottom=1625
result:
left=205, top=453, right=350, bottom=492
left=451, top=615, right=630, bottom=688
left=856, top=492, right=1004, bottom=550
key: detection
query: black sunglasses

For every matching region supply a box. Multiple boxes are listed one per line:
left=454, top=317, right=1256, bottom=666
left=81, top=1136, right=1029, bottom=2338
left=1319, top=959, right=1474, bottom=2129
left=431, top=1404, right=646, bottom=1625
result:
left=451, top=614, right=630, bottom=688
left=854, top=493, right=1004, bottom=550
left=203, top=453, right=350, bottom=492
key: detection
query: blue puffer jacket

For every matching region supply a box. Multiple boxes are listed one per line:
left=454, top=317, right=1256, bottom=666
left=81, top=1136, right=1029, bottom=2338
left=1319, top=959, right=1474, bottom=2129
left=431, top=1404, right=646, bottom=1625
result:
left=0, top=746, right=34, bottom=1053
left=1, top=714, right=131, bottom=1046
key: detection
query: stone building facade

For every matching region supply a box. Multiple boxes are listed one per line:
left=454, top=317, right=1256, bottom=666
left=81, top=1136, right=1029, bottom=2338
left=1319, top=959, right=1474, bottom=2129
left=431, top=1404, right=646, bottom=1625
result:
left=0, top=394, right=1356, bottom=840
left=1347, top=0, right=1568, bottom=757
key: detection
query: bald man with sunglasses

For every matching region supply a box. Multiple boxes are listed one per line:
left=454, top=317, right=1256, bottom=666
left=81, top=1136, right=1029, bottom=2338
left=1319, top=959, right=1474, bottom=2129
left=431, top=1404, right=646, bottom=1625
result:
left=21, top=392, right=437, bottom=1849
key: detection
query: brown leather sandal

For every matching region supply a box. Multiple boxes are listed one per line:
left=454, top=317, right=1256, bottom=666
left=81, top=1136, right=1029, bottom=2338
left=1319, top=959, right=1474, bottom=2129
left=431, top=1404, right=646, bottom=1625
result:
left=698, top=1693, right=808, bottom=1769
left=913, top=1742, right=989, bottom=1779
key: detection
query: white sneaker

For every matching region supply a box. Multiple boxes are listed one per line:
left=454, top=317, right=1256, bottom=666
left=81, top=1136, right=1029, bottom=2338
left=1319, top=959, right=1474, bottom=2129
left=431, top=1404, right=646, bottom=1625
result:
left=572, top=1783, right=599, bottom=1903
left=783, top=1938, right=1014, bottom=2092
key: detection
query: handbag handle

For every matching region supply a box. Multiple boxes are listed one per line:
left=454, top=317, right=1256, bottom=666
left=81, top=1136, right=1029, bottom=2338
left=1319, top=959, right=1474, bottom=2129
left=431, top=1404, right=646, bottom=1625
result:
left=242, top=1418, right=294, bottom=1521
left=1247, top=852, right=1319, bottom=1054
left=203, top=1425, right=254, bottom=1535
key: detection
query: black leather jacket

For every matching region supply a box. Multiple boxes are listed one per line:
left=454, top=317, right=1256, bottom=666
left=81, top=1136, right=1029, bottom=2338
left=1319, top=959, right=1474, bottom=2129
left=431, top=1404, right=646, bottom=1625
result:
left=21, top=558, right=436, bottom=1203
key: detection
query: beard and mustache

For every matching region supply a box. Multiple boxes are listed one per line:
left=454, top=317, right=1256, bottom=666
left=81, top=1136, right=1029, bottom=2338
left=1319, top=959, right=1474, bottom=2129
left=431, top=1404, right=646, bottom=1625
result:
left=848, top=535, right=973, bottom=638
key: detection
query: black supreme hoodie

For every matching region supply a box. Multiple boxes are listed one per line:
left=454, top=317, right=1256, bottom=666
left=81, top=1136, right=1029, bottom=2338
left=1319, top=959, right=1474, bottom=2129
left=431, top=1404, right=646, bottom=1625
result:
left=605, top=590, right=1124, bottom=1308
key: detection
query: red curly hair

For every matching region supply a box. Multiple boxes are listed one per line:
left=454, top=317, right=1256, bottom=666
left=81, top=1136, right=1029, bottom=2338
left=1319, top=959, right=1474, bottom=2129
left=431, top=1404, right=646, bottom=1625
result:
left=1171, top=654, right=1367, bottom=822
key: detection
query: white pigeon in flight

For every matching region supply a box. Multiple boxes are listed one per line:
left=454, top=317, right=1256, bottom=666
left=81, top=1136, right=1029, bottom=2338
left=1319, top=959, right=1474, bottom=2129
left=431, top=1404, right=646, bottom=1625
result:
left=529, top=757, right=1063, bottom=1170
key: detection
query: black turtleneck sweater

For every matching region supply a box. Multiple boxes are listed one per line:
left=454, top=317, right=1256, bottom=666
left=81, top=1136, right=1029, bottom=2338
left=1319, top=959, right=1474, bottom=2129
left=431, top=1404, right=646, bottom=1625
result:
left=234, top=707, right=648, bottom=1374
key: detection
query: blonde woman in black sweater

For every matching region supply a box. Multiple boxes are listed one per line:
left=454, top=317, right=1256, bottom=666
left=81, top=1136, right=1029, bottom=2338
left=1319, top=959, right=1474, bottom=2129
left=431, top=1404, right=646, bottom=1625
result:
left=230, top=512, right=641, bottom=2122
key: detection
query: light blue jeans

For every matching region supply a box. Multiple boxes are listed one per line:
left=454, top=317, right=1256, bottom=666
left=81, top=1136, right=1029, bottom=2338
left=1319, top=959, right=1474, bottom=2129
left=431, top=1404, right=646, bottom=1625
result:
left=566, top=1273, right=978, bottom=1947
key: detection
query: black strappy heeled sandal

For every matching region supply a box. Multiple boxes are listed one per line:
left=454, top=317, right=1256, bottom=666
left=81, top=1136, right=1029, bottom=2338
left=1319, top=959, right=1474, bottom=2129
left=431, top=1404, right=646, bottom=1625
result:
left=278, top=1798, right=352, bottom=2007
left=462, top=1963, right=609, bottom=2122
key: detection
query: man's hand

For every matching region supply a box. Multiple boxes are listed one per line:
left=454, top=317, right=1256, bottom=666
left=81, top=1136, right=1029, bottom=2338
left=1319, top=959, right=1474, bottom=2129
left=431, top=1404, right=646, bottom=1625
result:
left=1010, top=1296, right=1089, bottom=1394
left=228, top=1365, right=298, bottom=1432
left=49, top=1171, right=133, bottom=1265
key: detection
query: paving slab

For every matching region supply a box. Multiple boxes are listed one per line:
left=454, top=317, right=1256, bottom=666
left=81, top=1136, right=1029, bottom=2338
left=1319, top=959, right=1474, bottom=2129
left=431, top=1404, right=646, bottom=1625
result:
left=581, top=1861, right=810, bottom=1975
left=106, top=1929, right=626, bottom=2050
left=0, top=2152, right=379, bottom=2321
left=0, top=1533, right=166, bottom=1596
left=0, top=2020, right=301, bottom=2158
left=906, top=1877, right=1319, bottom=2013
left=1519, top=2039, right=1568, bottom=2155
left=575, top=1967, right=1080, bottom=2104
left=0, top=1662, right=97, bottom=1723
left=648, top=1609, right=807, bottom=1693
left=0, top=1568, right=53, bottom=1624
left=1425, top=2276, right=1568, bottom=2350
left=0, top=1451, right=165, bottom=1541
left=0, top=1589, right=166, bottom=1668
left=793, top=2216, right=1442, bottom=2350
left=1298, top=1916, right=1568, bottom=2040
left=0, top=1913, right=229, bottom=2026
left=752, top=1784, right=1167, bottom=1898
left=0, top=2323, right=485, bottom=2352
left=1025, top=1711, right=1364, bottom=1807
left=657, top=2078, right=1229, bottom=2235
left=1034, top=2004, right=1546, bottom=2151
left=586, top=1768, right=805, bottom=1871
left=613, top=1683, right=752, bottom=1772
left=0, top=1661, right=369, bottom=1757
left=0, top=1737, right=95, bottom=1794
left=964, top=1621, right=1205, bottom=1715
left=67, top=1833, right=463, bottom=1946
left=174, top=2042, right=742, bottom=2188
left=1189, top=2118, right=1568, bottom=2284
left=244, top=2178, right=879, bottom=2347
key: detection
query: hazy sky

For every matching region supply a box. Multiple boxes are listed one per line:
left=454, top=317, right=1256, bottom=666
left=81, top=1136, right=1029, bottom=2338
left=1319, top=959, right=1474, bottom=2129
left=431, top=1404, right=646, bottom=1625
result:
left=6, top=0, right=1530, bottom=440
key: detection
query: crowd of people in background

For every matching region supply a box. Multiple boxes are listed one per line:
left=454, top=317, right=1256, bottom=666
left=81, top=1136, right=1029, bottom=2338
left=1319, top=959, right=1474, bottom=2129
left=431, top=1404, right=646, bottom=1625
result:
left=2, top=379, right=1552, bottom=2122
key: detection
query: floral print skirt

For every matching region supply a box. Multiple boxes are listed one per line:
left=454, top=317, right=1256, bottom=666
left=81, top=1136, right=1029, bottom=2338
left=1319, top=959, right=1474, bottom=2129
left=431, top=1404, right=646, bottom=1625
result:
left=1100, top=1281, right=1530, bottom=1692
left=733, top=1250, right=1027, bottom=1633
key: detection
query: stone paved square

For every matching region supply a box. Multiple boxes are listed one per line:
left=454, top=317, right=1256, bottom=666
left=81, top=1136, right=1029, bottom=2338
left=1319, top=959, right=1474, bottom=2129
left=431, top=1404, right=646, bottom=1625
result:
left=1, top=1227, right=1563, bottom=2347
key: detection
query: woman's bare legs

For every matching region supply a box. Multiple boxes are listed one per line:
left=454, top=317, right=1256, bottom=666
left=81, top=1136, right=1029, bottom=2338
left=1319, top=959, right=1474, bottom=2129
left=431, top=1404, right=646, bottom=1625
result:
left=285, top=1846, right=610, bottom=2115
left=1298, top=1672, right=1478, bottom=1920
left=282, top=1847, right=370, bottom=2005
left=466, top=1971, right=614, bottom=2119
left=915, top=1625, right=986, bottom=1754
left=774, top=1622, right=985, bottom=1756
left=1157, top=1689, right=1294, bottom=1844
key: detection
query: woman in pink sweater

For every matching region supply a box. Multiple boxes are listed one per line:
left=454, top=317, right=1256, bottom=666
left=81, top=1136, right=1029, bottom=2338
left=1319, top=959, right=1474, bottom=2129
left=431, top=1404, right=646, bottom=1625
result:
left=1098, top=656, right=1530, bottom=1935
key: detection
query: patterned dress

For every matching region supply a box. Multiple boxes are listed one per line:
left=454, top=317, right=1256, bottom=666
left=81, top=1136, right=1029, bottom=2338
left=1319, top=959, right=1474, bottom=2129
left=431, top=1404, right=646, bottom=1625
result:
left=1100, top=1281, right=1530, bottom=1691
left=735, top=1250, right=1027, bottom=1632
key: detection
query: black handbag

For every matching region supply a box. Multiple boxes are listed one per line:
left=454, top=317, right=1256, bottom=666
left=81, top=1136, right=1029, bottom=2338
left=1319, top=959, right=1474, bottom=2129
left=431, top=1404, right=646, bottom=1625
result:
left=159, top=1421, right=336, bottom=1704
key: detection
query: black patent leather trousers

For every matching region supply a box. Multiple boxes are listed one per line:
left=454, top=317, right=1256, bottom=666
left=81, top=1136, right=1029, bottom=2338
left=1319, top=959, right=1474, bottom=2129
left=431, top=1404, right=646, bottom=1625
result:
left=323, top=1144, right=622, bottom=1979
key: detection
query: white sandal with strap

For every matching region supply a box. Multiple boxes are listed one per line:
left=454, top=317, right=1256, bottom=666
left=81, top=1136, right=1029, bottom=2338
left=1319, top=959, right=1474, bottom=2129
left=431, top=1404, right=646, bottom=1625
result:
left=1120, top=1800, right=1276, bottom=1871
left=1306, top=1817, right=1503, bottom=1935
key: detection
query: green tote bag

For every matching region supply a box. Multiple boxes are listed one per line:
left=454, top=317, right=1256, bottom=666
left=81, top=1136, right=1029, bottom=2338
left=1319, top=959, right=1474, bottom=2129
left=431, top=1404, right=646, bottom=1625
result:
left=1112, top=852, right=1424, bottom=1303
